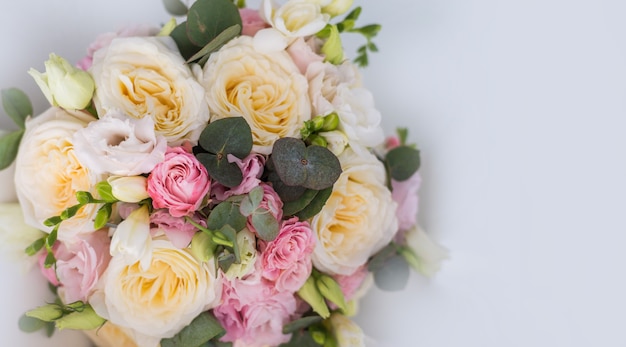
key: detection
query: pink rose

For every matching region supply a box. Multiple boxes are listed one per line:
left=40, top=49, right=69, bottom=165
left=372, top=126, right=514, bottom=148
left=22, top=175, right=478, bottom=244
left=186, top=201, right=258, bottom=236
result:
left=391, top=172, right=421, bottom=231
left=212, top=153, right=266, bottom=201
left=77, top=24, right=159, bottom=70
left=150, top=209, right=205, bottom=248
left=148, top=147, right=211, bottom=217
left=215, top=267, right=296, bottom=346
left=287, top=37, right=324, bottom=74
left=38, top=231, right=111, bottom=303
left=333, top=265, right=369, bottom=302
left=246, top=183, right=283, bottom=235
left=260, top=218, right=315, bottom=292
left=239, top=8, right=269, bottom=37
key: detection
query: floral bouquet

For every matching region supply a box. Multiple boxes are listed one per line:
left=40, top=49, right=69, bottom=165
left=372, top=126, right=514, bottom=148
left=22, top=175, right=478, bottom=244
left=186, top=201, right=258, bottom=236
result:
left=0, top=0, right=448, bottom=346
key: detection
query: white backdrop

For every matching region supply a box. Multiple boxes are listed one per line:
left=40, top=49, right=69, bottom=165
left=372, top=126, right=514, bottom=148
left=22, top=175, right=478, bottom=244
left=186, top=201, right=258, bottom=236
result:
left=1, top=0, right=626, bottom=346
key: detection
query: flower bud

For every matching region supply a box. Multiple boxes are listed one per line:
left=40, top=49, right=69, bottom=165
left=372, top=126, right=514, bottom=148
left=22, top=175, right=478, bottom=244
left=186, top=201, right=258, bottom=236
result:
left=54, top=305, right=106, bottom=330
left=311, top=115, right=325, bottom=131
left=107, top=176, right=150, bottom=203
left=322, top=0, right=354, bottom=17
left=316, top=274, right=347, bottom=312
left=297, top=275, right=330, bottom=318
left=318, top=130, right=348, bottom=156
left=25, top=304, right=64, bottom=322
left=309, top=134, right=328, bottom=147
left=321, top=25, right=343, bottom=65
left=322, top=112, right=339, bottom=131
left=28, top=53, right=95, bottom=110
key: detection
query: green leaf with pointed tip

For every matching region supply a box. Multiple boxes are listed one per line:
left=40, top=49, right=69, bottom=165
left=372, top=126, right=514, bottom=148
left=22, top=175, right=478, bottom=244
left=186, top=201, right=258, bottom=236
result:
left=55, top=305, right=105, bottom=330
left=373, top=255, right=410, bottom=292
left=25, top=304, right=64, bottom=322
left=0, top=129, right=23, bottom=170
left=282, top=316, right=323, bottom=334
left=162, top=0, right=188, bottom=16
left=294, top=187, right=332, bottom=221
left=219, top=224, right=240, bottom=263
left=385, top=145, right=420, bottom=181
left=170, top=21, right=201, bottom=60
left=186, top=24, right=241, bottom=64
left=186, top=0, right=242, bottom=47
left=94, top=204, right=112, bottom=230
left=283, top=189, right=319, bottom=216
left=161, top=311, right=225, bottom=347
left=271, top=138, right=341, bottom=190
left=207, top=200, right=247, bottom=232
left=251, top=211, right=279, bottom=242
left=25, top=237, right=45, bottom=256
left=95, top=181, right=116, bottom=203
left=2, top=88, right=32, bottom=128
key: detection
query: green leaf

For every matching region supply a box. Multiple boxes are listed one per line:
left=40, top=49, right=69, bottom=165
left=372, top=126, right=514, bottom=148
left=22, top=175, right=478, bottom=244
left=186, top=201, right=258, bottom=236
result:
left=171, top=21, right=201, bottom=60
left=44, top=251, right=56, bottom=269
left=60, top=204, right=81, bottom=220
left=396, top=128, right=408, bottom=145
left=161, top=312, right=225, bottom=347
left=251, top=211, right=279, bottom=241
left=385, top=145, right=420, bottom=181
left=43, top=216, right=62, bottom=227
left=25, top=237, right=45, bottom=256
left=190, top=231, right=215, bottom=262
left=18, top=314, right=47, bottom=333
left=94, top=204, right=112, bottom=230
left=199, top=117, right=252, bottom=159
left=367, top=243, right=397, bottom=272
left=345, top=6, right=361, bottom=21
left=0, top=129, right=24, bottom=170
left=280, top=330, right=323, bottom=347
left=239, top=186, right=263, bottom=216
left=268, top=170, right=307, bottom=202
left=54, top=305, right=105, bottom=330
left=219, top=225, right=239, bottom=262
left=283, top=316, right=323, bottom=334
left=217, top=251, right=236, bottom=272
left=25, top=304, right=64, bottom=322
left=162, top=0, right=188, bottom=16
left=75, top=191, right=93, bottom=205
left=46, top=228, right=58, bottom=249
left=207, top=200, right=247, bottom=231
left=186, top=24, right=241, bottom=64
left=197, top=152, right=243, bottom=188
left=282, top=189, right=319, bottom=216
left=2, top=88, right=32, bottom=128
left=271, top=138, right=342, bottom=190
left=373, top=255, right=410, bottom=292
left=294, top=187, right=332, bottom=221
left=351, top=24, right=381, bottom=38
left=186, top=0, right=242, bottom=47
left=95, top=181, right=117, bottom=203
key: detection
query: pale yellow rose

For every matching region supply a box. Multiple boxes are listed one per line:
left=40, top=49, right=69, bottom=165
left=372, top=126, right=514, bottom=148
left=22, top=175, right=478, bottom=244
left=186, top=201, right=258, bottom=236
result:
left=14, top=107, right=104, bottom=241
left=90, top=239, right=222, bottom=346
left=91, top=36, right=209, bottom=146
left=202, top=35, right=310, bottom=154
left=311, top=147, right=398, bottom=275
left=83, top=322, right=138, bottom=347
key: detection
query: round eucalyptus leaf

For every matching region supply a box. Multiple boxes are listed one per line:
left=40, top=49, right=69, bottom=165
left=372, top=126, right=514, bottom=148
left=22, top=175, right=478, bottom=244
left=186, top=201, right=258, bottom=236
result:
left=186, top=0, right=242, bottom=47
left=198, top=117, right=252, bottom=159
left=386, top=145, right=421, bottom=181
left=251, top=211, right=279, bottom=242
left=373, top=255, right=410, bottom=292
left=196, top=152, right=243, bottom=188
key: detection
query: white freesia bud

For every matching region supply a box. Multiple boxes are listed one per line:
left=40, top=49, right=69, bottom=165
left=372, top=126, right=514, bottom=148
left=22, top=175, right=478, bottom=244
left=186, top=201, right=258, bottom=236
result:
left=404, top=226, right=449, bottom=277
left=261, top=0, right=330, bottom=38
left=329, top=313, right=365, bottom=347
left=318, top=130, right=348, bottom=156
left=28, top=53, right=95, bottom=110
left=107, top=176, right=150, bottom=203
left=322, top=0, right=354, bottom=17
left=110, top=205, right=152, bottom=271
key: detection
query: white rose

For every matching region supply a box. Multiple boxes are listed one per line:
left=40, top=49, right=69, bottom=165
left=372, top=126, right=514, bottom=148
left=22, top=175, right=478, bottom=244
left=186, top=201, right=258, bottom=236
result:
left=72, top=110, right=167, bottom=176
left=203, top=36, right=310, bottom=154
left=329, top=313, right=365, bottom=347
left=14, top=107, right=104, bottom=241
left=311, top=147, right=398, bottom=275
left=306, top=60, right=361, bottom=117
left=261, top=0, right=330, bottom=38
left=404, top=226, right=449, bottom=277
left=333, top=85, right=385, bottom=152
left=91, top=239, right=222, bottom=347
left=91, top=36, right=209, bottom=145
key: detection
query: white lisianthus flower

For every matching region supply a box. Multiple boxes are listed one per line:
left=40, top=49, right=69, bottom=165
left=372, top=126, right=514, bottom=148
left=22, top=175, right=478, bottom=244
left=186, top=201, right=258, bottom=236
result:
left=333, top=85, right=384, bottom=153
left=107, top=176, right=150, bottom=203
left=224, top=228, right=258, bottom=280
left=261, top=0, right=330, bottom=38
left=90, top=36, right=209, bottom=145
left=72, top=110, right=167, bottom=176
left=91, top=239, right=222, bottom=347
left=14, top=107, right=104, bottom=241
left=329, top=313, right=365, bottom=347
left=306, top=60, right=360, bottom=115
left=404, top=226, right=449, bottom=277
left=311, top=148, right=398, bottom=275
left=110, top=205, right=152, bottom=271
left=203, top=36, right=310, bottom=154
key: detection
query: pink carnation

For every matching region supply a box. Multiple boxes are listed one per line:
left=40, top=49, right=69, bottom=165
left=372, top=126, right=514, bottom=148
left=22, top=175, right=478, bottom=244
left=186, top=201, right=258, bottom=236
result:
left=260, top=218, right=315, bottom=292
left=148, top=147, right=211, bottom=217
left=212, top=153, right=265, bottom=201
left=391, top=172, right=421, bottom=231
left=246, top=183, right=283, bottom=235
left=38, top=231, right=111, bottom=303
left=215, top=267, right=296, bottom=346
left=77, top=24, right=158, bottom=70
left=239, top=8, right=269, bottom=37
left=150, top=209, right=206, bottom=248
left=334, top=265, right=369, bottom=302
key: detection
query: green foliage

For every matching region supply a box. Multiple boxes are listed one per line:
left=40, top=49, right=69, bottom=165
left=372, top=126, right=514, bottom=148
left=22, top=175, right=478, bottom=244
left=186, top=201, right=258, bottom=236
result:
left=22, top=302, right=105, bottom=332
left=280, top=331, right=323, bottom=347
left=0, top=129, right=24, bottom=170
left=297, top=276, right=330, bottom=319
left=372, top=254, right=410, bottom=291
left=250, top=211, right=279, bottom=241
left=385, top=145, right=421, bottom=181
left=2, top=88, right=32, bottom=128
left=197, top=117, right=253, bottom=187
left=206, top=200, right=247, bottom=232
left=294, top=187, right=332, bottom=221
left=329, top=7, right=381, bottom=67
left=161, top=311, right=226, bottom=347
left=162, top=0, right=189, bottom=16
left=282, top=316, right=323, bottom=334
left=186, top=24, right=241, bottom=65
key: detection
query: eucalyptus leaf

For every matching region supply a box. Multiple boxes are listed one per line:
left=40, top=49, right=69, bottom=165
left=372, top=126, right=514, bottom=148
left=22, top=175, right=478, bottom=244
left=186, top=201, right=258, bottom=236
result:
left=282, top=189, right=319, bottom=216
left=162, top=0, right=188, bottom=16
left=219, top=225, right=240, bottom=263
left=279, top=331, right=322, bottom=347
left=282, top=316, right=323, bottom=334
left=373, top=255, right=410, bottom=292
left=2, top=88, right=32, bottom=128
left=295, top=187, right=332, bottom=221
left=268, top=170, right=307, bottom=202
left=198, top=117, right=252, bottom=158
left=186, top=0, right=242, bottom=47
left=186, top=24, right=241, bottom=63
left=197, top=152, right=243, bottom=187
left=207, top=200, right=247, bottom=232
left=218, top=252, right=236, bottom=272
left=18, top=314, right=46, bottom=333
left=367, top=243, right=397, bottom=272
left=161, top=312, right=225, bottom=347
left=385, top=146, right=420, bottom=181
left=251, top=211, right=279, bottom=242
left=170, top=21, right=201, bottom=60
left=0, top=129, right=24, bottom=170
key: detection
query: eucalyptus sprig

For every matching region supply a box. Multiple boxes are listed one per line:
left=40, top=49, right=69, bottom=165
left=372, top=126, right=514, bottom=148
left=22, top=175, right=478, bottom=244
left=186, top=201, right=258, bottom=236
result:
left=0, top=88, right=32, bottom=170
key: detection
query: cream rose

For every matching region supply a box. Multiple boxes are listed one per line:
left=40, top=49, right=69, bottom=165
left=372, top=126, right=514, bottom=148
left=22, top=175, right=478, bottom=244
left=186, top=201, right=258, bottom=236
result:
left=91, top=239, right=222, bottom=347
left=261, top=0, right=330, bottom=38
left=203, top=36, right=310, bottom=154
left=311, top=147, right=398, bottom=275
left=91, top=36, right=209, bottom=145
left=14, top=107, right=104, bottom=241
